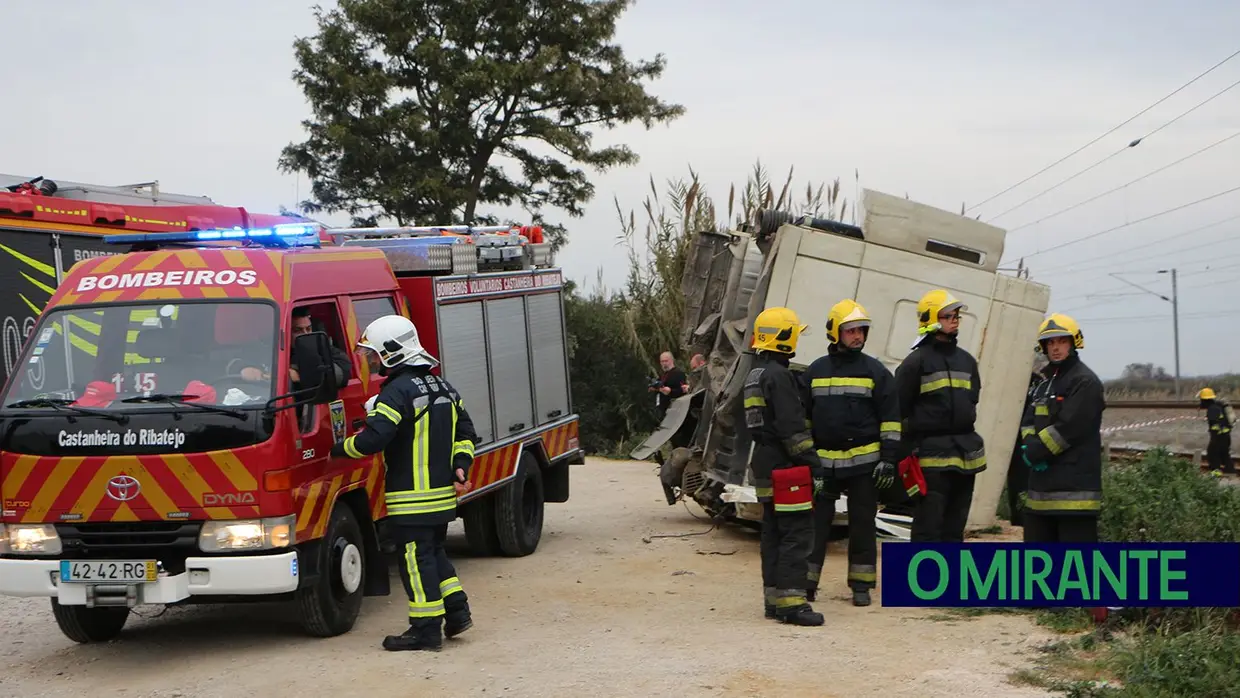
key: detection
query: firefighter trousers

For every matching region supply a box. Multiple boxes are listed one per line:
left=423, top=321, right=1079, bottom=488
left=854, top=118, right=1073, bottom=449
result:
left=807, top=473, right=878, bottom=594
left=391, top=521, right=470, bottom=630
left=760, top=502, right=814, bottom=614
left=1207, top=433, right=1233, bottom=473
left=1006, top=439, right=1029, bottom=527
left=911, top=469, right=975, bottom=542
left=1022, top=513, right=1098, bottom=543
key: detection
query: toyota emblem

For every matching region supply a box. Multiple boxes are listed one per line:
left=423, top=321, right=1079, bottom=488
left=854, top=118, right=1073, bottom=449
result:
left=105, top=475, right=141, bottom=502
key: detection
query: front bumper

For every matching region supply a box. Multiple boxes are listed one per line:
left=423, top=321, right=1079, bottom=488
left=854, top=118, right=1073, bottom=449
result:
left=0, top=552, right=300, bottom=605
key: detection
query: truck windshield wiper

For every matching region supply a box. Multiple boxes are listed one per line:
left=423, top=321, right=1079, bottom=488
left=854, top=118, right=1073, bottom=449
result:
left=4, top=397, right=129, bottom=423
left=120, top=393, right=246, bottom=419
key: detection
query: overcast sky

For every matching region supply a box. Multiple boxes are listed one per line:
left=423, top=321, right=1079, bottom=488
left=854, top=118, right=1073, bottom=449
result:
left=4, top=0, right=1238, bottom=379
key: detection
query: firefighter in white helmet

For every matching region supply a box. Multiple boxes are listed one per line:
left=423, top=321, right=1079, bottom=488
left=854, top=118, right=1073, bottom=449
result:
left=331, top=314, right=480, bottom=651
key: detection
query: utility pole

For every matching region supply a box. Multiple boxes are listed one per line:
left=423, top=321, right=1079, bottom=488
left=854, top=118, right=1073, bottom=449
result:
left=1108, top=269, right=1181, bottom=398
left=1166, top=268, right=1180, bottom=400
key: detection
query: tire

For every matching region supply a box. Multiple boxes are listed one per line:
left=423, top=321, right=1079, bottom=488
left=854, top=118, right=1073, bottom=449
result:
left=50, top=599, right=129, bottom=643
left=462, top=497, right=502, bottom=557
left=494, top=452, right=545, bottom=557
left=297, top=503, right=366, bottom=637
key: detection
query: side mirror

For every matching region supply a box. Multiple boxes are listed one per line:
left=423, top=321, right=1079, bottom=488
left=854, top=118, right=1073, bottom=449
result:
left=292, top=331, right=339, bottom=404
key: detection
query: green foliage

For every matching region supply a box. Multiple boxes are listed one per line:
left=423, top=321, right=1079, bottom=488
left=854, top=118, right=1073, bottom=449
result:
left=279, top=0, right=684, bottom=248
left=565, top=161, right=849, bottom=455
left=1027, top=451, right=1240, bottom=696
left=1099, top=448, right=1240, bottom=543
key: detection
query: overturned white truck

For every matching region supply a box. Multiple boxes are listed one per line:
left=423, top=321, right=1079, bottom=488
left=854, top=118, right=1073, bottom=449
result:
left=634, top=188, right=1051, bottom=537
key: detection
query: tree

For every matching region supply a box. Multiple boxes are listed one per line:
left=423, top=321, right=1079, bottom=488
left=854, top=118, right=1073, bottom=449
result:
left=279, top=0, right=684, bottom=248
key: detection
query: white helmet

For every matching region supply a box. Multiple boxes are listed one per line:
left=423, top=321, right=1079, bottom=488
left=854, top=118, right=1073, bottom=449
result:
left=357, top=315, right=438, bottom=368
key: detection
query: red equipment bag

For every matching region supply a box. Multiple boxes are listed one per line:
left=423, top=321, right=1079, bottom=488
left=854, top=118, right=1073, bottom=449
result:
left=900, top=455, right=927, bottom=497
left=771, top=465, right=814, bottom=513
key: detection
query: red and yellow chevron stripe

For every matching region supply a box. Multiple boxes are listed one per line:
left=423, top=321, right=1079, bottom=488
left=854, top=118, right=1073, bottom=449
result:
left=1, top=450, right=266, bottom=523
left=463, top=419, right=581, bottom=496
left=291, top=460, right=385, bottom=539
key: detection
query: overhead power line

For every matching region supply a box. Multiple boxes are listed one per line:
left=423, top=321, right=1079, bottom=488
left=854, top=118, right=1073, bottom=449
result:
left=1013, top=183, right=1240, bottom=262
left=1008, top=128, right=1240, bottom=232
left=988, top=75, right=1240, bottom=223
left=965, top=46, right=1240, bottom=214
left=1030, top=212, right=1240, bottom=278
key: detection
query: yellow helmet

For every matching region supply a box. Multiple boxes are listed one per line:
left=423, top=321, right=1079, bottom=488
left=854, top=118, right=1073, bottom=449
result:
left=826, top=299, right=871, bottom=345
left=753, top=306, right=808, bottom=355
left=917, top=289, right=966, bottom=335
left=1198, top=388, right=1217, bottom=401
left=1037, top=313, right=1084, bottom=350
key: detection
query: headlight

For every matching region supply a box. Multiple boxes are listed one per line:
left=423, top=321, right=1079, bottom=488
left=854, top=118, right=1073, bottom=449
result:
left=0, top=523, right=63, bottom=555
left=198, top=515, right=295, bottom=552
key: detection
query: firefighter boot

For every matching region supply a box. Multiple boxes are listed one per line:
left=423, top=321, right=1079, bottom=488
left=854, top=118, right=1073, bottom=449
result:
left=852, top=589, right=872, bottom=607
left=764, top=587, right=776, bottom=619
left=382, top=620, right=443, bottom=652
left=444, top=607, right=473, bottom=639
left=776, top=604, right=825, bottom=626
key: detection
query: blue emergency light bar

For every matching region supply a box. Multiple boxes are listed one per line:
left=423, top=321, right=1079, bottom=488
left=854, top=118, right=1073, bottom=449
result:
left=103, top=223, right=322, bottom=246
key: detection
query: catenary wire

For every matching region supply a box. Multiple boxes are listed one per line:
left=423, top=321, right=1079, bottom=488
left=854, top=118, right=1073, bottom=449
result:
left=987, top=75, right=1240, bottom=223
left=1011, top=184, right=1240, bottom=262
left=1031, top=213, right=1240, bottom=278
left=1007, top=129, right=1240, bottom=233
left=964, top=46, right=1240, bottom=213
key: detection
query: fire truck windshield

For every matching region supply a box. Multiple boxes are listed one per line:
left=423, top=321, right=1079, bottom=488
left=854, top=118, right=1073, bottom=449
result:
left=1, top=300, right=278, bottom=410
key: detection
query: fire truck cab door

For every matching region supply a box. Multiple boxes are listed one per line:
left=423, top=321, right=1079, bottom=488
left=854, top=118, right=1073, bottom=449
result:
left=290, top=299, right=364, bottom=471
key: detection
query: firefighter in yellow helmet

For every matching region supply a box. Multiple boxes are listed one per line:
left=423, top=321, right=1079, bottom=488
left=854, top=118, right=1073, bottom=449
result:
left=744, top=306, right=826, bottom=626
left=1019, top=313, right=1106, bottom=543
left=894, top=290, right=985, bottom=542
left=1197, top=388, right=1234, bottom=474
left=800, top=299, right=899, bottom=607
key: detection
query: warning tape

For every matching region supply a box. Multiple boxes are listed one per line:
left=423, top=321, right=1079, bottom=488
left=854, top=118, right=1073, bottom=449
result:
left=1101, top=415, right=1198, bottom=435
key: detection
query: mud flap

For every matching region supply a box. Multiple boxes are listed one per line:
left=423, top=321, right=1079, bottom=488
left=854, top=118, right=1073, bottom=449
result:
left=629, top=390, right=703, bottom=462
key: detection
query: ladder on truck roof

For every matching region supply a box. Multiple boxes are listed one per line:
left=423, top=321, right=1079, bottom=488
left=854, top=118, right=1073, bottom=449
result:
left=101, top=222, right=556, bottom=275
left=1, top=173, right=216, bottom=206
left=328, top=224, right=554, bottom=276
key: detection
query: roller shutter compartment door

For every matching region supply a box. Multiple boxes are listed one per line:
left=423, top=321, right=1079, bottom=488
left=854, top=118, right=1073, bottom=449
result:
left=485, top=297, right=535, bottom=439
left=526, top=292, right=570, bottom=425
left=438, top=301, right=495, bottom=444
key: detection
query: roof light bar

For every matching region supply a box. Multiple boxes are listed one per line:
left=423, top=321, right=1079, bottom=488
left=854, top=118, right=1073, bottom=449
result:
left=104, top=223, right=321, bottom=246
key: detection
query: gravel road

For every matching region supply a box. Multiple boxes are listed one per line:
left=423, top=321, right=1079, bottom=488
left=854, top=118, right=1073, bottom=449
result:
left=1, top=458, right=1057, bottom=698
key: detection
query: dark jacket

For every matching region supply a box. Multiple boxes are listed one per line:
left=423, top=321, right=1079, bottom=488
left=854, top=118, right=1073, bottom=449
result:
left=1206, top=402, right=1232, bottom=436
left=331, top=364, right=478, bottom=524
left=1021, top=352, right=1105, bottom=517
left=894, top=335, right=986, bottom=474
left=742, top=352, right=824, bottom=501
left=801, top=346, right=901, bottom=478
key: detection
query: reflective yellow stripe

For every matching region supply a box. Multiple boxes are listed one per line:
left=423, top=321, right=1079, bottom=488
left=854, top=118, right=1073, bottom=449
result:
left=816, top=442, right=880, bottom=460
left=919, top=455, right=987, bottom=471
left=920, top=377, right=972, bottom=393
left=371, top=402, right=402, bottom=424
left=386, top=486, right=457, bottom=503
left=439, top=576, right=464, bottom=597
left=387, top=499, right=458, bottom=516
left=775, top=595, right=808, bottom=608
left=404, top=540, right=444, bottom=618
left=1035, top=404, right=1049, bottom=416
left=879, top=421, right=901, bottom=433
left=342, top=435, right=364, bottom=459
left=810, top=377, right=875, bottom=388
left=1026, top=491, right=1101, bottom=512
left=408, top=599, right=446, bottom=618
left=754, top=487, right=773, bottom=498
left=774, top=501, right=812, bottom=513
left=1020, top=426, right=1035, bottom=438
left=412, top=410, right=431, bottom=492
left=1038, top=426, right=1069, bottom=455
left=744, top=396, right=766, bottom=408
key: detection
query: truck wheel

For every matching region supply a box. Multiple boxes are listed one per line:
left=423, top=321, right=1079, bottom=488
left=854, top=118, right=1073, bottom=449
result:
left=494, top=452, right=544, bottom=557
left=50, top=599, right=129, bottom=643
left=297, top=503, right=366, bottom=637
left=462, top=497, right=502, bottom=557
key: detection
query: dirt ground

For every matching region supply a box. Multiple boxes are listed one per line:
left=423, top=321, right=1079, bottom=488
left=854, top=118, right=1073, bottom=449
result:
left=0, top=458, right=1058, bottom=698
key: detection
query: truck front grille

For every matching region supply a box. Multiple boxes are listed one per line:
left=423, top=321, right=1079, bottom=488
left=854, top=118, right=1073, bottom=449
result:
left=55, top=522, right=202, bottom=573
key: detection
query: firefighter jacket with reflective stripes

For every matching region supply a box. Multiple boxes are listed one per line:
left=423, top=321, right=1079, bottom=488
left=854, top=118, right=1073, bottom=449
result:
left=743, top=352, right=825, bottom=501
left=1207, top=402, right=1232, bottom=435
left=1021, top=352, right=1105, bottom=516
left=800, top=346, right=901, bottom=478
left=894, top=335, right=986, bottom=474
left=330, top=364, right=479, bottom=525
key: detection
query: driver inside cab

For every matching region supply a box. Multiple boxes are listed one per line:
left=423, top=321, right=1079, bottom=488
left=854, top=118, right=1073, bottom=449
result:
left=238, top=306, right=351, bottom=388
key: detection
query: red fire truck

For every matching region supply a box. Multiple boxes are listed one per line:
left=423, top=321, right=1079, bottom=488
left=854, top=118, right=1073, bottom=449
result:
left=0, top=176, right=582, bottom=643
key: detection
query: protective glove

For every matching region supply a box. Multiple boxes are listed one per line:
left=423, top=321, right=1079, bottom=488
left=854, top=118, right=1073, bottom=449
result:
left=813, top=477, right=825, bottom=497
left=1021, top=444, right=1048, bottom=472
left=364, top=394, right=378, bottom=413
left=873, top=461, right=896, bottom=490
